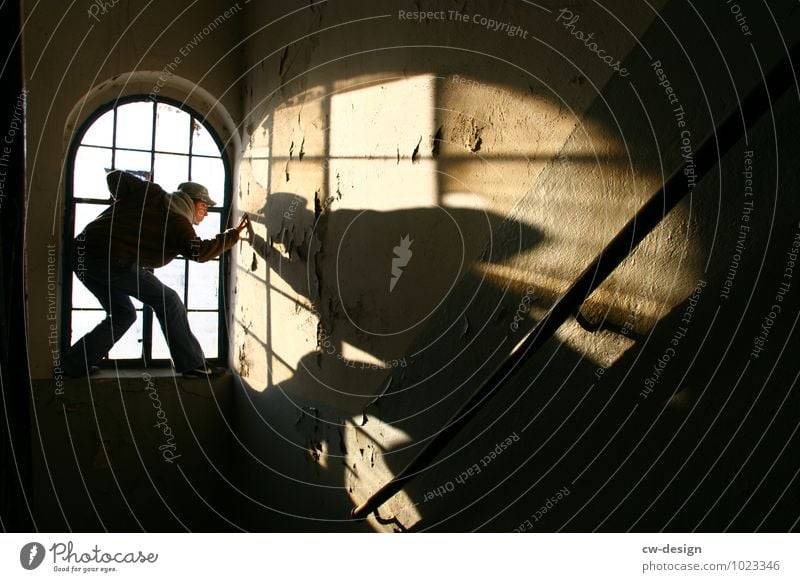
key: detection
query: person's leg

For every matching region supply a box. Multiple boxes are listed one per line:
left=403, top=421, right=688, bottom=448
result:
left=131, top=267, right=205, bottom=373
left=61, top=258, right=137, bottom=376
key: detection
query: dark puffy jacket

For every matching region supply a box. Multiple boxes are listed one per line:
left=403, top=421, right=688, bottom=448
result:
left=79, top=170, right=238, bottom=268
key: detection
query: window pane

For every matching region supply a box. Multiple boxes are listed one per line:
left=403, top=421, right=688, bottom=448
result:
left=190, top=156, right=224, bottom=202
left=70, top=309, right=104, bottom=345
left=191, top=119, right=220, bottom=156
left=74, top=202, right=108, bottom=236
left=153, top=152, right=189, bottom=193
left=188, top=311, right=218, bottom=358
left=155, top=103, right=190, bottom=154
left=81, top=109, right=114, bottom=147
left=193, top=212, right=220, bottom=240
left=188, top=260, right=219, bottom=309
left=115, top=101, right=154, bottom=150
left=72, top=274, right=102, bottom=309
left=70, top=309, right=145, bottom=360
left=114, top=149, right=152, bottom=177
left=108, top=309, right=144, bottom=359
left=73, top=146, right=112, bottom=200
left=155, top=259, right=186, bottom=302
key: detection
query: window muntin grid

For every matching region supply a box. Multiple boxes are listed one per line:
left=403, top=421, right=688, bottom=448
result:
left=65, top=98, right=229, bottom=366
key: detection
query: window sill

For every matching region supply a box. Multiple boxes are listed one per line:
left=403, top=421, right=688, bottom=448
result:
left=88, top=367, right=231, bottom=380
left=52, top=368, right=233, bottom=399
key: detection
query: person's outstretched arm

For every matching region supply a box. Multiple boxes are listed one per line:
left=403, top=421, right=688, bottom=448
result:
left=172, top=214, right=251, bottom=263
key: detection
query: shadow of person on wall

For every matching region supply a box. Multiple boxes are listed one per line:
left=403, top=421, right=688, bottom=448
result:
left=242, top=191, right=546, bottom=412
left=229, top=190, right=557, bottom=531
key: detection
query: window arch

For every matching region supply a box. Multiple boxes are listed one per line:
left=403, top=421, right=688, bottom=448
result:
left=62, top=96, right=231, bottom=367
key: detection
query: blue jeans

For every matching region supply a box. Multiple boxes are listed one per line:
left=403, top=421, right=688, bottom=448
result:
left=62, top=252, right=206, bottom=374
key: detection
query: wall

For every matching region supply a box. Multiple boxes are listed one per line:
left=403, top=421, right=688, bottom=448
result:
left=31, top=373, right=235, bottom=531
left=231, top=0, right=800, bottom=532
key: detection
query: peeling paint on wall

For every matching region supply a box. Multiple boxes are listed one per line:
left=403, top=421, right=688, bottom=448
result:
left=432, top=125, right=444, bottom=158
left=411, top=136, right=422, bottom=163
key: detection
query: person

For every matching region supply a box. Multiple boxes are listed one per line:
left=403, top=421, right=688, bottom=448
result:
left=62, top=169, right=250, bottom=378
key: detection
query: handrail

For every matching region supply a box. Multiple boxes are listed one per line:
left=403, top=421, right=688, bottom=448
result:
left=352, top=42, right=800, bottom=520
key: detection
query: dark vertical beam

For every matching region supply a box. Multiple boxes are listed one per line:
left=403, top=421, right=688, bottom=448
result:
left=0, top=0, right=33, bottom=532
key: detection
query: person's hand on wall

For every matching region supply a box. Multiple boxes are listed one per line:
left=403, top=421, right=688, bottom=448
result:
left=236, top=213, right=254, bottom=243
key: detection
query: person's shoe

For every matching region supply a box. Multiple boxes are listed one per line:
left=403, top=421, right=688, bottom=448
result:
left=182, top=364, right=226, bottom=378
left=61, top=365, right=101, bottom=379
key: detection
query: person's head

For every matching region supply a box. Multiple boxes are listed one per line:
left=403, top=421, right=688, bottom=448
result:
left=176, top=181, right=217, bottom=225
left=192, top=200, right=209, bottom=225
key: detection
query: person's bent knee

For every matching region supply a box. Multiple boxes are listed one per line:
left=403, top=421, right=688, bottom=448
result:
left=162, top=288, right=184, bottom=309
left=145, top=287, right=183, bottom=310
left=154, top=288, right=187, bottom=317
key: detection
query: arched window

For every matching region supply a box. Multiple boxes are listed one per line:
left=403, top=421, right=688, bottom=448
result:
left=63, top=97, right=231, bottom=367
